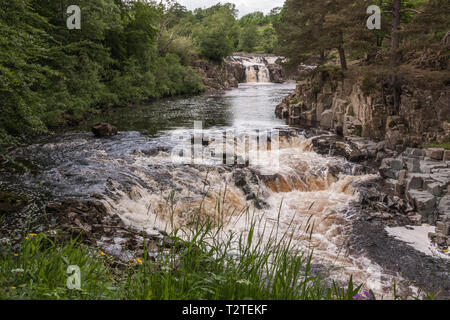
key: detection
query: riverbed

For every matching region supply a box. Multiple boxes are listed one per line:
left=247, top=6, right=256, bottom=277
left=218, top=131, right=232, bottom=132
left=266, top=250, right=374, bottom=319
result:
left=1, top=83, right=449, bottom=299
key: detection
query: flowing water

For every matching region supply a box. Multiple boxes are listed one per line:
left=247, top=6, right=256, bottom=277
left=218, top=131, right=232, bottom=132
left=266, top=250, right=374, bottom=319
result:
left=5, top=82, right=439, bottom=298
left=231, top=56, right=272, bottom=83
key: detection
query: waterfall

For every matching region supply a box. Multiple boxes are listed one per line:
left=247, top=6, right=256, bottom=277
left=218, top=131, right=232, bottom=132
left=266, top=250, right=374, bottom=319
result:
left=246, top=66, right=258, bottom=83
left=257, top=66, right=270, bottom=83
left=233, top=55, right=283, bottom=83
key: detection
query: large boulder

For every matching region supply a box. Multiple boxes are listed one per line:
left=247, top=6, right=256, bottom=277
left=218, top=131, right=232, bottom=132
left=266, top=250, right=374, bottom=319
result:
left=406, top=158, right=421, bottom=172
left=426, top=148, right=444, bottom=161
left=407, top=190, right=437, bottom=223
left=420, top=160, right=448, bottom=174
left=385, top=129, right=404, bottom=151
left=310, top=136, right=364, bottom=162
left=406, top=175, right=423, bottom=190
left=379, top=158, right=404, bottom=179
left=92, top=123, right=118, bottom=138
left=267, top=64, right=285, bottom=83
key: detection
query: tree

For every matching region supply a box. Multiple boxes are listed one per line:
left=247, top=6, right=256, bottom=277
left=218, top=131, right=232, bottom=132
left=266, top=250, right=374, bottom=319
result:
left=0, top=0, right=206, bottom=142
left=404, top=0, right=450, bottom=46
left=390, top=0, right=402, bottom=54
left=275, top=0, right=330, bottom=69
left=275, top=0, right=351, bottom=71
left=239, top=12, right=268, bottom=27
left=239, top=24, right=259, bottom=52
left=193, top=5, right=239, bottom=62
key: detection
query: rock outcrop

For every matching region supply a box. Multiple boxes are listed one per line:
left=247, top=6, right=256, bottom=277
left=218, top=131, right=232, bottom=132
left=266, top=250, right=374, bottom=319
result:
left=92, top=123, right=118, bottom=138
left=267, top=63, right=285, bottom=83
left=378, top=147, right=450, bottom=247
left=192, top=59, right=242, bottom=92
left=276, top=68, right=450, bottom=149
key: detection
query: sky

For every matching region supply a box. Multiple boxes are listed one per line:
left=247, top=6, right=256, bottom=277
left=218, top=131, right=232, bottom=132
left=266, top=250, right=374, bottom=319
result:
left=177, top=0, right=285, bottom=17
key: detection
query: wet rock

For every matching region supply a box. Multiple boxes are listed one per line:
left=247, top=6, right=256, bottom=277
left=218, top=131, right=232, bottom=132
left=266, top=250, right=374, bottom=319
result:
left=92, top=123, right=118, bottom=138
left=310, top=135, right=365, bottom=162
left=267, top=64, right=285, bottom=83
left=428, top=232, right=448, bottom=247
left=351, top=218, right=450, bottom=299
left=379, top=158, right=403, bottom=179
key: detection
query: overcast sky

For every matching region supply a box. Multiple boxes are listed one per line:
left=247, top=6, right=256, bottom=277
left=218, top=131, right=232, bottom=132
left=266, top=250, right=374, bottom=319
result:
left=177, top=0, right=285, bottom=17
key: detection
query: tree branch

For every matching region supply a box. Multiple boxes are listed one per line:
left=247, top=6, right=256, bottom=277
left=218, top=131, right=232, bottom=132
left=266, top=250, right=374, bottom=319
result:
left=400, top=8, right=422, bottom=14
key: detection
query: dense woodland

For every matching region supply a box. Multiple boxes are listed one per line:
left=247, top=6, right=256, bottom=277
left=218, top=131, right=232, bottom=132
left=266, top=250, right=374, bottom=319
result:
left=276, top=0, right=449, bottom=72
left=0, top=0, right=283, bottom=147
left=0, top=0, right=449, bottom=147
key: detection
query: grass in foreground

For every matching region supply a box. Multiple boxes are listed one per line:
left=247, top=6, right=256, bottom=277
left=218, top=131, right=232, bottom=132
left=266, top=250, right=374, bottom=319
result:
left=0, top=218, right=372, bottom=300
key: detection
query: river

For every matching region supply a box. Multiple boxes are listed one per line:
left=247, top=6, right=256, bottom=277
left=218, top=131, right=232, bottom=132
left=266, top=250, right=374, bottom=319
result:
left=3, top=82, right=449, bottom=299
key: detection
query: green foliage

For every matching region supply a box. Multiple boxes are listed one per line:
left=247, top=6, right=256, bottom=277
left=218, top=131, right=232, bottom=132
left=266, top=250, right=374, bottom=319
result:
left=0, top=225, right=367, bottom=300
left=239, top=12, right=269, bottom=27
left=193, top=5, right=239, bottom=62
left=425, top=143, right=450, bottom=150
left=0, top=0, right=205, bottom=143
left=260, top=25, right=278, bottom=54
left=239, top=24, right=259, bottom=52
left=403, top=0, right=450, bottom=47
left=275, top=0, right=450, bottom=71
left=237, top=9, right=282, bottom=54
left=0, top=234, right=115, bottom=299
left=361, top=76, right=377, bottom=95
left=0, top=0, right=284, bottom=145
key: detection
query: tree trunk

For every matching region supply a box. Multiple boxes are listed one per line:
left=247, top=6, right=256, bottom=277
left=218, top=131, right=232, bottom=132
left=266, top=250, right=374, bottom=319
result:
left=320, top=50, right=326, bottom=65
left=390, top=0, right=401, bottom=53
left=338, top=46, right=347, bottom=71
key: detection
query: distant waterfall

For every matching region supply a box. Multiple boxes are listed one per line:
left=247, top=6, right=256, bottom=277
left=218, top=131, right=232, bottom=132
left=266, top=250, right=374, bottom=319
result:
left=232, top=55, right=283, bottom=83
left=246, top=66, right=258, bottom=82
left=257, top=66, right=270, bottom=83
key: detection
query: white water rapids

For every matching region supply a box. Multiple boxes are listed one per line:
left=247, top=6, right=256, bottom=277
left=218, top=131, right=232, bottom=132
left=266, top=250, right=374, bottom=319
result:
left=105, top=128, right=405, bottom=298
left=12, top=82, right=446, bottom=299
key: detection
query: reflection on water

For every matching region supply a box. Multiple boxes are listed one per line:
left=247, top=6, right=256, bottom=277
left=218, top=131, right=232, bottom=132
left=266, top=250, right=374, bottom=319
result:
left=74, top=83, right=295, bottom=136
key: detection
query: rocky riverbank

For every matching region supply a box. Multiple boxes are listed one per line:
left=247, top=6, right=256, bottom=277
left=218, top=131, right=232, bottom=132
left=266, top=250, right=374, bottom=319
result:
left=379, top=148, right=450, bottom=247
left=275, top=67, right=450, bottom=289
left=1, top=80, right=449, bottom=298
left=275, top=65, right=450, bottom=148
